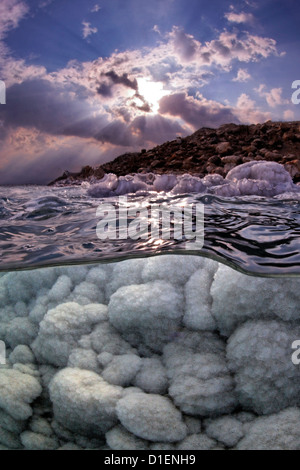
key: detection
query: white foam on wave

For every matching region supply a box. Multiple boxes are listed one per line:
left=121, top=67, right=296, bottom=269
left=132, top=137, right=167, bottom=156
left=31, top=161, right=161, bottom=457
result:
left=87, top=161, right=300, bottom=198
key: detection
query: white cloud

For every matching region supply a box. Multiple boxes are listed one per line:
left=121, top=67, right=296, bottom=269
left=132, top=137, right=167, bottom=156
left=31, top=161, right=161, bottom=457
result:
left=283, top=109, right=295, bottom=121
left=225, top=11, right=254, bottom=24
left=82, top=21, right=98, bottom=40
left=235, top=93, right=271, bottom=123
left=91, top=4, right=101, bottom=13
left=255, top=84, right=289, bottom=107
left=153, top=24, right=161, bottom=35
left=0, top=0, right=28, bottom=40
left=233, top=68, right=251, bottom=82
left=0, top=0, right=29, bottom=63
left=38, top=0, right=54, bottom=8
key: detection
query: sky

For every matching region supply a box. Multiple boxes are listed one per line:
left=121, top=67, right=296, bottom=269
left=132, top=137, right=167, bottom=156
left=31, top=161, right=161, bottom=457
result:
left=0, top=0, right=299, bottom=185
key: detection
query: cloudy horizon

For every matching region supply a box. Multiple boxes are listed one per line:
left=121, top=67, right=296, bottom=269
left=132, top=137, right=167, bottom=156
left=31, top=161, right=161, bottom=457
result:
left=0, top=0, right=299, bottom=185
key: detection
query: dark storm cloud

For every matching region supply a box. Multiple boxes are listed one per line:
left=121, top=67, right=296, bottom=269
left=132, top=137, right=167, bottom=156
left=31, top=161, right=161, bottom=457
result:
left=0, top=79, right=109, bottom=138
left=96, top=82, right=113, bottom=97
left=97, top=70, right=138, bottom=97
left=105, top=71, right=138, bottom=90
left=130, top=92, right=152, bottom=113
left=159, top=92, right=239, bottom=129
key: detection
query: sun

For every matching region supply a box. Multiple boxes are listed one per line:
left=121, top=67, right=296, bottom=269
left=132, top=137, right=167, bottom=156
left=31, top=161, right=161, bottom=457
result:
left=137, top=78, right=168, bottom=113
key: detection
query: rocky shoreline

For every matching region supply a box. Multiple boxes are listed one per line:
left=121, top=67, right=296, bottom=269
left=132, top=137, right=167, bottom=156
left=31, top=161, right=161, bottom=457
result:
left=49, top=121, right=300, bottom=186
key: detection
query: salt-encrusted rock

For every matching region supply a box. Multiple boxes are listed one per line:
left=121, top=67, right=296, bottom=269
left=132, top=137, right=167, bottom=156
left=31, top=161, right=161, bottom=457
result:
left=0, top=426, right=22, bottom=449
left=49, top=368, right=122, bottom=437
left=211, top=263, right=300, bottom=336
left=171, top=174, right=206, bottom=194
left=48, top=275, right=72, bottom=302
left=0, top=410, right=26, bottom=434
left=183, top=260, right=218, bottom=331
left=205, top=416, right=244, bottom=447
left=20, top=431, right=59, bottom=450
left=133, top=357, right=168, bottom=394
left=89, top=322, right=135, bottom=355
left=102, top=354, right=142, bottom=386
left=32, top=302, right=107, bottom=366
left=29, top=416, right=53, bottom=437
left=227, top=320, right=300, bottom=414
left=236, top=408, right=300, bottom=450
left=13, top=363, right=39, bottom=377
left=70, top=281, right=105, bottom=305
left=141, top=255, right=204, bottom=286
left=150, top=443, right=176, bottom=450
left=163, top=331, right=237, bottom=416
left=184, top=416, right=202, bottom=435
left=106, top=425, right=149, bottom=450
left=116, top=392, right=187, bottom=442
left=105, top=259, right=145, bottom=299
left=176, top=433, right=217, bottom=450
left=9, top=345, right=35, bottom=365
left=58, top=443, right=82, bottom=450
left=6, top=318, right=38, bottom=349
left=108, top=281, right=184, bottom=353
left=67, top=348, right=100, bottom=373
left=0, top=369, right=41, bottom=420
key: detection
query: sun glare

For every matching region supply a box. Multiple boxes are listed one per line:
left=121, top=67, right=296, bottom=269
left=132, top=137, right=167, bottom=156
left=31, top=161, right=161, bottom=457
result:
left=137, top=78, right=168, bottom=113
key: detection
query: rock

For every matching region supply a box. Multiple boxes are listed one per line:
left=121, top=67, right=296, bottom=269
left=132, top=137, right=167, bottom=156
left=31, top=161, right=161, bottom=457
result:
left=49, top=121, right=300, bottom=186
left=116, top=392, right=187, bottom=442
left=215, top=142, right=231, bottom=155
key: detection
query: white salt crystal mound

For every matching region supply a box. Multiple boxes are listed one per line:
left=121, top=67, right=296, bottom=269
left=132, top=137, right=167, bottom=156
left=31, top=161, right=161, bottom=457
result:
left=163, top=331, right=237, bottom=416
left=0, top=369, right=42, bottom=420
left=183, top=259, right=218, bottom=331
left=86, top=161, right=300, bottom=197
left=133, top=356, right=168, bottom=394
left=88, top=173, right=148, bottom=197
left=49, top=368, right=122, bottom=437
left=141, top=254, right=205, bottom=286
left=225, top=160, right=296, bottom=197
left=108, top=280, right=184, bottom=353
left=211, top=263, right=300, bottom=336
left=31, top=302, right=108, bottom=367
left=87, top=173, right=119, bottom=197
left=116, top=392, right=187, bottom=442
left=236, top=408, right=300, bottom=450
left=171, top=174, right=206, bottom=194
left=226, top=320, right=300, bottom=415
left=205, top=416, right=244, bottom=447
left=152, top=174, right=178, bottom=192
left=0, top=255, right=300, bottom=450
left=176, top=433, right=217, bottom=450
left=20, top=431, right=59, bottom=450
left=106, top=425, right=149, bottom=450
left=115, top=175, right=148, bottom=195
left=102, top=354, right=142, bottom=387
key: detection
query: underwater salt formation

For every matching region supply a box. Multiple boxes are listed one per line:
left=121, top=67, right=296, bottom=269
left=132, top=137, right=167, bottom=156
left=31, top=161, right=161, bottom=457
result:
left=0, top=255, right=300, bottom=450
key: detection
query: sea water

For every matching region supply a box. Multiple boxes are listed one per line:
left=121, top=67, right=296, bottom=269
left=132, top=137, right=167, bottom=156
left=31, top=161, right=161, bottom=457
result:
left=0, top=184, right=300, bottom=450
